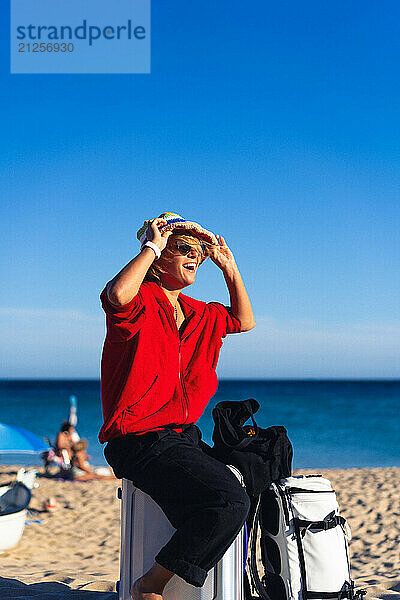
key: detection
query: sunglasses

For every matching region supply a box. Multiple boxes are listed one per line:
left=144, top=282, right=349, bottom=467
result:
left=174, top=241, right=207, bottom=258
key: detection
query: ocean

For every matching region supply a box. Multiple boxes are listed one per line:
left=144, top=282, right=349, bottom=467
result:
left=0, top=380, right=399, bottom=469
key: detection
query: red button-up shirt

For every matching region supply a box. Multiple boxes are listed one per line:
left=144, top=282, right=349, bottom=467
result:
left=99, top=281, right=241, bottom=443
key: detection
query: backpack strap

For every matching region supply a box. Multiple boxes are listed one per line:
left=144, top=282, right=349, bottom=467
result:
left=304, top=590, right=353, bottom=600
left=247, top=495, right=271, bottom=599
left=295, top=513, right=346, bottom=538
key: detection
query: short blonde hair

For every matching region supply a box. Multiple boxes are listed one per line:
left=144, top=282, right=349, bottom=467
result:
left=73, top=439, right=88, bottom=453
left=144, top=231, right=214, bottom=286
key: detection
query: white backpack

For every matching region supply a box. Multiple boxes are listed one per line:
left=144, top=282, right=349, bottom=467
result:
left=247, top=475, right=365, bottom=600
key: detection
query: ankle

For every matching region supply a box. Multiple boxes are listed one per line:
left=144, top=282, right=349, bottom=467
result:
left=132, top=576, right=163, bottom=597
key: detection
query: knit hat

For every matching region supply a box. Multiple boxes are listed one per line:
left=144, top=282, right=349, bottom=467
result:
left=137, top=212, right=218, bottom=246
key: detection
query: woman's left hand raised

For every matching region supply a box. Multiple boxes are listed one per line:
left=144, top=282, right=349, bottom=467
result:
left=209, top=235, right=237, bottom=273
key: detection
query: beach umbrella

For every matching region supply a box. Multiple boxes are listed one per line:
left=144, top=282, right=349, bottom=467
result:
left=69, top=394, right=78, bottom=427
left=0, top=423, right=48, bottom=455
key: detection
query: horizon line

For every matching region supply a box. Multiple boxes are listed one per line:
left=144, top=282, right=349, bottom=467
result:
left=0, top=377, right=399, bottom=383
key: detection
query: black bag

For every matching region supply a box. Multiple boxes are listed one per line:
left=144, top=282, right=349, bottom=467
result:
left=209, top=399, right=293, bottom=600
left=209, top=399, right=293, bottom=498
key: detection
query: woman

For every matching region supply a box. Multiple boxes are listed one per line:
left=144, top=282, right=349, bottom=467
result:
left=100, top=212, right=255, bottom=600
left=69, top=439, right=114, bottom=481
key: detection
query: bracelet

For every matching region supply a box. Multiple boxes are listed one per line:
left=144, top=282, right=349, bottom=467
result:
left=142, top=241, right=161, bottom=260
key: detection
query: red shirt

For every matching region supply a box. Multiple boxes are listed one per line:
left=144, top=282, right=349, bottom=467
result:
left=99, top=281, right=241, bottom=443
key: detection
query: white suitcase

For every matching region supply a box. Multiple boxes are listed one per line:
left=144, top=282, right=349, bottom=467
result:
left=117, top=465, right=245, bottom=600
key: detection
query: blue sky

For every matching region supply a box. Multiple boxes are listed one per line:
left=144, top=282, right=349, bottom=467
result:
left=1, top=1, right=399, bottom=378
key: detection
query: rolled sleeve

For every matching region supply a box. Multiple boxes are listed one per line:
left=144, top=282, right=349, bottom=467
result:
left=100, top=287, right=146, bottom=341
left=207, top=302, right=242, bottom=338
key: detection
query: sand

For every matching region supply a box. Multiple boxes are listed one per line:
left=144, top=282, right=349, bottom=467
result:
left=0, top=465, right=399, bottom=600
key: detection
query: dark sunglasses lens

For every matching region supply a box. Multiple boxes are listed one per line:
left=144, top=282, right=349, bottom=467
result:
left=176, top=243, right=191, bottom=255
left=176, top=242, right=207, bottom=257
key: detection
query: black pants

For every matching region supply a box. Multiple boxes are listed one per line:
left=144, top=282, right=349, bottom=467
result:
left=104, top=424, right=250, bottom=587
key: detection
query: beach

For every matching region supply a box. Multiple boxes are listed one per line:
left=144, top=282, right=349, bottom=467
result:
left=0, top=466, right=398, bottom=600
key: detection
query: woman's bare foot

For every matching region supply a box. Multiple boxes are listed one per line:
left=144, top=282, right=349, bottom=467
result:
left=130, top=577, right=162, bottom=599
left=130, top=563, right=174, bottom=600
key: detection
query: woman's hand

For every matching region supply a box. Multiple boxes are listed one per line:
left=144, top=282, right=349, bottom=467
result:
left=209, top=235, right=237, bottom=273
left=146, top=218, right=173, bottom=251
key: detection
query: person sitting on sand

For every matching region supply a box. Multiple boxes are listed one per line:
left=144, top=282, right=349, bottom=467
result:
left=100, top=213, right=255, bottom=599
left=70, top=439, right=114, bottom=481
